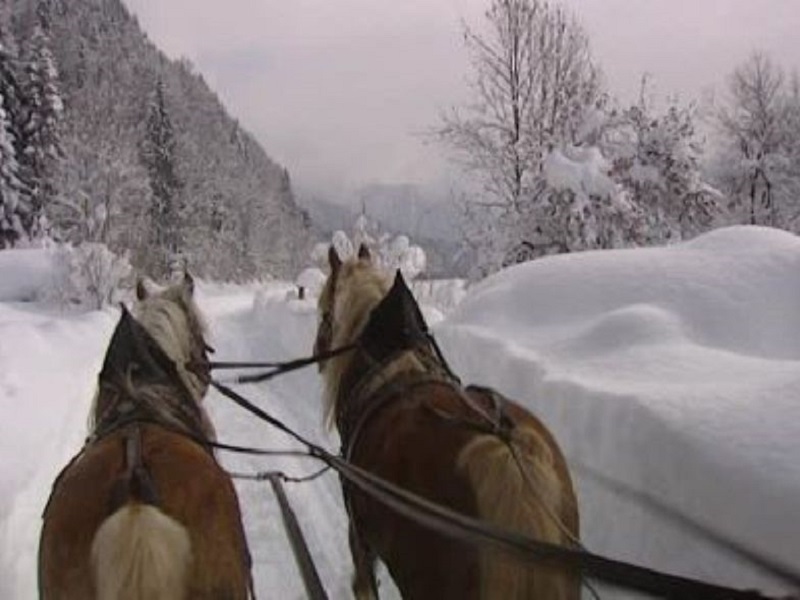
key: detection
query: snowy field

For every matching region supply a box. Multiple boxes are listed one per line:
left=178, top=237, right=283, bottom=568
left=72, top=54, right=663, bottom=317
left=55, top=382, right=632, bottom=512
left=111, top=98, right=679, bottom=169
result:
left=1, top=225, right=799, bottom=598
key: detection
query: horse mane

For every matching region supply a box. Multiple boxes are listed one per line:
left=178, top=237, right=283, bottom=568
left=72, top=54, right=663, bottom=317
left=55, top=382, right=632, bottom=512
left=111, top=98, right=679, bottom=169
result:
left=90, top=282, right=216, bottom=440
left=134, top=285, right=208, bottom=403
left=321, top=259, right=425, bottom=428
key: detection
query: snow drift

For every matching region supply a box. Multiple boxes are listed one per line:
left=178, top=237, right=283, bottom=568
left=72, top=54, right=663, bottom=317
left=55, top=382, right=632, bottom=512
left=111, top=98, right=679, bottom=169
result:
left=1, top=225, right=799, bottom=598
left=438, top=225, right=800, bottom=596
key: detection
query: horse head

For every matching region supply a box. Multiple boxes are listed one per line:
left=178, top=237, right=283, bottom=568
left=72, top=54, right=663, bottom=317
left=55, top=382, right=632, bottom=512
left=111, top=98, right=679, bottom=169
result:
left=315, top=245, right=391, bottom=421
left=132, top=273, right=210, bottom=403
left=315, top=244, right=436, bottom=432
left=94, top=273, right=215, bottom=439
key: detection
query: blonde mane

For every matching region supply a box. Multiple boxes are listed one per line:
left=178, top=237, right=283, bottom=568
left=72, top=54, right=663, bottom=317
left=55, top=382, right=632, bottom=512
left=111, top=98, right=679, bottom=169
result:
left=91, top=279, right=216, bottom=440
left=133, top=285, right=208, bottom=404
left=319, top=257, right=425, bottom=428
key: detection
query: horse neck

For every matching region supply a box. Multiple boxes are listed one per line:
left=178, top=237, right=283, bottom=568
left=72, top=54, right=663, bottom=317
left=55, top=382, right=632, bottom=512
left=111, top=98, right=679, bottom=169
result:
left=322, top=274, right=427, bottom=429
left=139, top=301, right=215, bottom=439
left=91, top=374, right=215, bottom=441
left=136, top=298, right=208, bottom=407
left=90, top=299, right=215, bottom=441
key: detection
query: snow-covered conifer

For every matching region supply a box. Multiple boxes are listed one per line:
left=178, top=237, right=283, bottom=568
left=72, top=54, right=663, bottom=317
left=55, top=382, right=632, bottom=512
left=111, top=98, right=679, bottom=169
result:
left=0, top=89, right=24, bottom=248
left=141, top=79, right=182, bottom=277
left=18, top=7, right=63, bottom=240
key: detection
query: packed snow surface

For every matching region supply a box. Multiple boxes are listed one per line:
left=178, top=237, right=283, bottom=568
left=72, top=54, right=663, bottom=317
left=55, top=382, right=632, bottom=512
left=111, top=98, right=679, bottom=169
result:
left=1, top=225, right=799, bottom=598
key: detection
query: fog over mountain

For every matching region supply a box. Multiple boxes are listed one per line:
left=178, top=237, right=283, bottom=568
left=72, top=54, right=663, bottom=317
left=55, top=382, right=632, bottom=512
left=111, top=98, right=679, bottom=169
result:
left=299, top=183, right=467, bottom=276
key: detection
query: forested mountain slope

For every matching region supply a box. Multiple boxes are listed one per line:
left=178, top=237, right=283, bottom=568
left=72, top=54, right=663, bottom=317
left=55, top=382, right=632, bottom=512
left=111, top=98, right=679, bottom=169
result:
left=5, top=0, right=311, bottom=279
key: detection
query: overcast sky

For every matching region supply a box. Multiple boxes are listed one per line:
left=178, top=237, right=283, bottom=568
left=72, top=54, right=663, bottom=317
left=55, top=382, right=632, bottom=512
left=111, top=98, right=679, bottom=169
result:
left=122, top=0, right=799, bottom=199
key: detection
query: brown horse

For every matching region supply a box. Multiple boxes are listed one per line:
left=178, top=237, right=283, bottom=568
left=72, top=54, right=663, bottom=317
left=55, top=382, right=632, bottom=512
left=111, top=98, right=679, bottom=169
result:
left=39, top=275, right=253, bottom=600
left=315, top=246, right=580, bottom=599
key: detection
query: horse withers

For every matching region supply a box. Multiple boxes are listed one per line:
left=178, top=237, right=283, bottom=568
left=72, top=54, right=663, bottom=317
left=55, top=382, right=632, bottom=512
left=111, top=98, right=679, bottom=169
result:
left=39, top=275, right=253, bottom=600
left=315, top=246, right=580, bottom=599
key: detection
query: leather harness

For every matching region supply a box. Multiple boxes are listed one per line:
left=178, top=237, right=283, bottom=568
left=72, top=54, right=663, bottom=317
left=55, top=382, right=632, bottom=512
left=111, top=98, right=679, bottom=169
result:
left=337, top=344, right=516, bottom=464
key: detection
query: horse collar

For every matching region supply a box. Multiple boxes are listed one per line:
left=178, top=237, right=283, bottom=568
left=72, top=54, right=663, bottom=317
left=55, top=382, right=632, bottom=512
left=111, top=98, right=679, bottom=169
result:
left=338, top=354, right=517, bottom=461
left=337, top=345, right=460, bottom=458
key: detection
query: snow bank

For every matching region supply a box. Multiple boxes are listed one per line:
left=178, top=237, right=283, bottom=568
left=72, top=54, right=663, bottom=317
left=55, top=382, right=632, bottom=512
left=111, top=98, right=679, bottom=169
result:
left=0, top=305, right=118, bottom=599
left=437, top=225, right=800, bottom=596
left=0, top=249, right=57, bottom=302
left=453, top=225, right=800, bottom=360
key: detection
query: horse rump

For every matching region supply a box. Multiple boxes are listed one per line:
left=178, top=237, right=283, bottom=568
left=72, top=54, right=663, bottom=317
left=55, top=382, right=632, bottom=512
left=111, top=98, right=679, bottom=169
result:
left=458, top=421, right=580, bottom=600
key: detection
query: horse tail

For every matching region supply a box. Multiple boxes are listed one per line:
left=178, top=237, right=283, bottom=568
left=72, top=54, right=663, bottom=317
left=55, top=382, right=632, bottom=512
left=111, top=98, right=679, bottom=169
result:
left=457, top=424, right=580, bottom=600
left=90, top=503, right=192, bottom=600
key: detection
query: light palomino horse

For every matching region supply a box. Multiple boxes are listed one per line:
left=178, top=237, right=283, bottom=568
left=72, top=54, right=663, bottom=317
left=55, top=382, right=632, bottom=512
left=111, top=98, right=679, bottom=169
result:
left=315, top=246, right=580, bottom=599
left=39, top=275, right=253, bottom=600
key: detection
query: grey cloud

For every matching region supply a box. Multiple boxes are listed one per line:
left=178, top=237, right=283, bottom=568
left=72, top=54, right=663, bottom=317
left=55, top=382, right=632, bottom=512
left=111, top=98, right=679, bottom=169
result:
left=124, top=0, right=799, bottom=197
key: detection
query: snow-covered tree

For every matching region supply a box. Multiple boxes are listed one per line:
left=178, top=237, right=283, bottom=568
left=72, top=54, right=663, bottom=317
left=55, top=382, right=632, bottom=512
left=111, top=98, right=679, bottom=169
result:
left=6, top=0, right=311, bottom=279
left=711, top=53, right=800, bottom=229
left=534, top=145, right=644, bottom=257
left=606, top=86, right=719, bottom=244
left=0, top=23, right=23, bottom=157
left=18, top=5, right=63, bottom=239
left=352, top=210, right=377, bottom=252
left=50, top=132, right=150, bottom=248
left=44, top=242, right=133, bottom=310
left=141, top=79, right=182, bottom=277
left=437, top=0, right=608, bottom=274
left=382, top=234, right=427, bottom=280
left=0, top=86, right=24, bottom=248
left=0, top=24, right=30, bottom=248
left=330, top=229, right=355, bottom=262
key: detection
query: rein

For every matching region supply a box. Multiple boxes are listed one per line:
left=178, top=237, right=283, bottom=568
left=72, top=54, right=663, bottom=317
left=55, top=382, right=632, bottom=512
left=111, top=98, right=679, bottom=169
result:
left=202, top=339, right=800, bottom=598
left=197, top=343, right=357, bottom=384
left=205, top=378, right=799, bottom=600
left=194, top=285, right=800, bottom=600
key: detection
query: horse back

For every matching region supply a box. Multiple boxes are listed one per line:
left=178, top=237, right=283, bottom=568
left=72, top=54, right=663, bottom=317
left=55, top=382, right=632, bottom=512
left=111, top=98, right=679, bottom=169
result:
left=39, top=424, right=251, bottom=600
left=346, top=382, right=579, bottom=599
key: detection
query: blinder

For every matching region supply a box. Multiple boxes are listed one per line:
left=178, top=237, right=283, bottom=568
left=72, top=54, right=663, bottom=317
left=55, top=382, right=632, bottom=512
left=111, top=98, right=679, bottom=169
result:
left=360, top=270, right=430, bottom=364
left=101, top=306, right=177, bottom=385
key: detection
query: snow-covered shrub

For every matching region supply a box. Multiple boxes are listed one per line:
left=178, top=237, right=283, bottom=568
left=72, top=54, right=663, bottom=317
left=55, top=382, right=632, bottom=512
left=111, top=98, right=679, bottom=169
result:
left=382, top=235, right=427, bottom=280
left=44, top=243, right=133, bottom=310
left=321, top=217, right=428, bottom=281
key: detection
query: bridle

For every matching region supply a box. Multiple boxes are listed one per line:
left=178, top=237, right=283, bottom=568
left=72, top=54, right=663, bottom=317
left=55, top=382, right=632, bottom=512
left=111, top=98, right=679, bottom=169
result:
left=91, top=305, right=215, bottom=447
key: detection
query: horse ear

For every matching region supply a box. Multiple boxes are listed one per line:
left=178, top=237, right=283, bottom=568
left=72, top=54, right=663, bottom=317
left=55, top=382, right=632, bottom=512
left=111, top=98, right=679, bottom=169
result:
left=328, top=245, right=342, bottom=273
left=136, top=278, right=148, bottom=301
left=358, top=244, right=371, bottom=261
